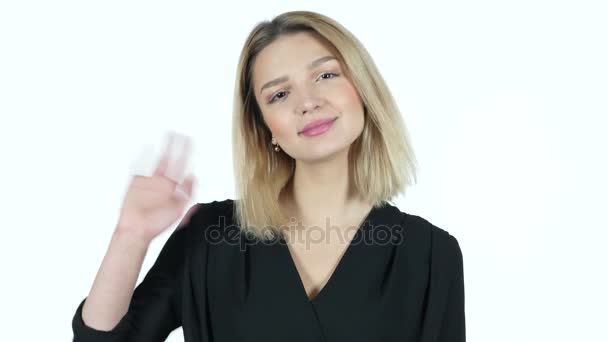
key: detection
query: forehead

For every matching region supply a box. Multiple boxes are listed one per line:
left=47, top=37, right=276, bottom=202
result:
left=252, top=32, right=338, bottom=83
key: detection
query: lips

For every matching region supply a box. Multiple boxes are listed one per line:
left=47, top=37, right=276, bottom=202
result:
left=299, top=117, right=338, bottom=134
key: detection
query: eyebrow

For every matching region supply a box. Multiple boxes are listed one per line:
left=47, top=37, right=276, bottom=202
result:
left=259, top=55, right=337, bottom=95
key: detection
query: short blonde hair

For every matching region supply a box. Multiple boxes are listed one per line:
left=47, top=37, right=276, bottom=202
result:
left=232, top=10, right=418, bottom=241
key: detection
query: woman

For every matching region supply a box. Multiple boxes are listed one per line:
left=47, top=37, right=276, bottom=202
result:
left=72, top=10, right=465, bottom=342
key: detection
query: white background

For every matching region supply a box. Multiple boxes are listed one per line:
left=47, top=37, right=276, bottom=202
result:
left=1, top=1, right=606, bottom=341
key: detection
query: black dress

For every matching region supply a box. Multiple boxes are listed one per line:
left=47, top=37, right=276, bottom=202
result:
left=72, top=199, right=465, bottom=341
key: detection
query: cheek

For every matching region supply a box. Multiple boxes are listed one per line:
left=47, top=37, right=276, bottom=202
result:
left=257, top=96, right=290, bottom=137
left=346, top=85, right=364, bottom=110
left=334, top=81, right=364, bottom=113
left=336, top=84, right=365, bottom=133
left=261, top=110, right=293, bottom=139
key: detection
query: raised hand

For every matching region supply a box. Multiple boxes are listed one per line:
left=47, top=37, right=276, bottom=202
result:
left=116, top=131, right=196, bottom=243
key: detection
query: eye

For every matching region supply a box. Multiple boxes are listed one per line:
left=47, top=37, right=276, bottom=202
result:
left=268, top=72, right=340, bottom=104
left=318, top=72, right=339, bottom=81
left=269, top=91, right=288, bottom=104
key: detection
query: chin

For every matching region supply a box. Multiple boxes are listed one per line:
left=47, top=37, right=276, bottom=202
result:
left=294, top=142, right=351, bottom=164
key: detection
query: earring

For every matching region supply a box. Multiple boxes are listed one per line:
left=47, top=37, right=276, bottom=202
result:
left=271, top=136, right=281, bottom=152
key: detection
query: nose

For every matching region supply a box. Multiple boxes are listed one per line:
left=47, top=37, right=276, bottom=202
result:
left=294, top=86, right=323, bottom=115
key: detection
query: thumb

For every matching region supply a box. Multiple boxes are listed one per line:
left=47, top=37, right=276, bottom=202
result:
left=173, top=173, right=195, bottom=203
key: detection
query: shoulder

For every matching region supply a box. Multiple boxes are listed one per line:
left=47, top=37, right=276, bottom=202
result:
left=406, top=211, right=461, bottom=255
left=180, top=199, right=238, bottom=243
left=182, top=198, right=235, bottom=226
left=385, top=203, right=464, bottom=276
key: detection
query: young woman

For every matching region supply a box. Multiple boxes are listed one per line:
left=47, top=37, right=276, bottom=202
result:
left=72, top=10, right=465, bottom=342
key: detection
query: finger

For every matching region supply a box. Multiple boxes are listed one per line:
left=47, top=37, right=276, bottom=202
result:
left=153, top=131, right=176, bottom=177
left=181, top=173, right=196, bottom=198
left=153, top=155, right=170, bottom=178
left=130, top=174, right=176, bottom=193
left=173, top=135, right=193, bottom=182
left=172, top=173, right=195, bottom=203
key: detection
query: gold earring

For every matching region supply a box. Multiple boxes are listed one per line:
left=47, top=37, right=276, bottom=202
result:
left=271, top=136, right=281, bottom=152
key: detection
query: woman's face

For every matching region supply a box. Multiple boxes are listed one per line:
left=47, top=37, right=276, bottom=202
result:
left=252, top=32, right=365, bottom=163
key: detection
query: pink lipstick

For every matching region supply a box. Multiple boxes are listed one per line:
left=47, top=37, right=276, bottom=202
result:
left=299, top=117, right=338, bottom=137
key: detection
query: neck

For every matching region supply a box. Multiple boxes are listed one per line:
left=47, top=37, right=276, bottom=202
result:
left=281, top=148, right=366, bottom=228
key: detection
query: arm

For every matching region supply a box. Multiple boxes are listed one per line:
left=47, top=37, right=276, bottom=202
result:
left=437, top=235, right=466, bottom=341
left=80, top=229, right=150, bottom=331
left=72, top=204, right=202, bottom=342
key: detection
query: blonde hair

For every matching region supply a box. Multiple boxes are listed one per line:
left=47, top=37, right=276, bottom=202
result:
left=232, top=10, right=418, bottom=241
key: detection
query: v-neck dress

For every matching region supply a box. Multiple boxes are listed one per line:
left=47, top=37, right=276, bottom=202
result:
left=72, top=199, right=465, bottom=341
